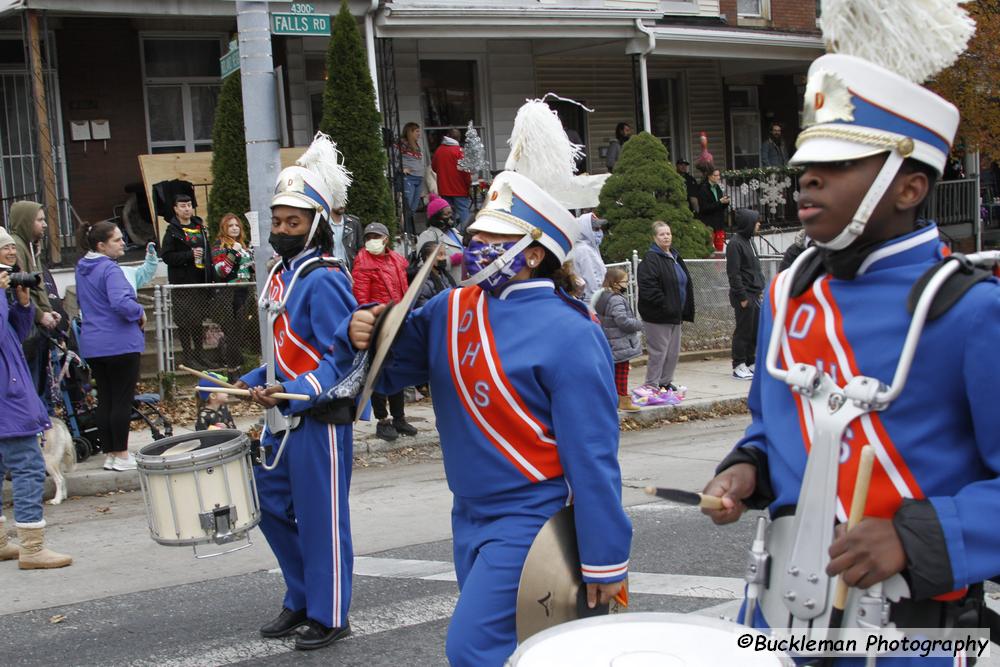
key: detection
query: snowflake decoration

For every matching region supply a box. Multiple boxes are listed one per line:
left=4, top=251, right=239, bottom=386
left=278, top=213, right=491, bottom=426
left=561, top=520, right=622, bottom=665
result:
left=759, top=173, right=788, bottom=215
left=749, top=179, right=760, bottom=190
left=740, top=183, right=750, bottom=195
left=783, top=177, right=792, bottom=188
left=792, top=191, right=800, bottom=202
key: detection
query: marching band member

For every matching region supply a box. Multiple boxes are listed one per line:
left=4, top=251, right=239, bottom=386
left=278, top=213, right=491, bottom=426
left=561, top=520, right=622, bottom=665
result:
left=346, top=101, right=631, bottom=666
left=235, top=133, right=358, bottom=651
left=701, top=1, right=999, bottom=664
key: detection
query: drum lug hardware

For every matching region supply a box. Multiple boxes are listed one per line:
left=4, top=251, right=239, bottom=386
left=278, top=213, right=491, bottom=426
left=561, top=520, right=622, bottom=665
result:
left=804, top=599, right=816, bottom=610
left=200, top=505, right=239, bottom=544
left=784, top=591, right=796, bottom=602
left=787, top=566, right=799, bottom=576
left=807, top=574, right=819, bottom=584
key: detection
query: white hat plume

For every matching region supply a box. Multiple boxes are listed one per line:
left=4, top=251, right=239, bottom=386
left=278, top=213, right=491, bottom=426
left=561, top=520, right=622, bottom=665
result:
left=296, top=131, right=353, bottom=209
left=820, top=0, right=975, bottom=83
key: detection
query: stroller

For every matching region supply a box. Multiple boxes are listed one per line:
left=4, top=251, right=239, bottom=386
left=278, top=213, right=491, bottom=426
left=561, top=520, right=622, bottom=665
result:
left=48, top=322, right=173, bottom=462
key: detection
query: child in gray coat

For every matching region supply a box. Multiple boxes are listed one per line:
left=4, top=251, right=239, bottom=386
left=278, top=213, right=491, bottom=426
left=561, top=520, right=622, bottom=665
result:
left=591, top=268, right=643, bottom=412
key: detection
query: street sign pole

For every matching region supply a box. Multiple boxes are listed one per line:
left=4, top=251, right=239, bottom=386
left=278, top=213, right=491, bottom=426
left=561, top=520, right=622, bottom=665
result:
left=235, top=0, right=281, bottom=347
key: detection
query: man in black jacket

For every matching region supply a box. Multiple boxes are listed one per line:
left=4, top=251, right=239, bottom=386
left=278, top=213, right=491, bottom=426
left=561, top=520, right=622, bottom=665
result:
left=160, top=195, right=213, bottom=367
left=328, top=207, right=363, bottom=270
left=726, top=208, right=764, bottom=380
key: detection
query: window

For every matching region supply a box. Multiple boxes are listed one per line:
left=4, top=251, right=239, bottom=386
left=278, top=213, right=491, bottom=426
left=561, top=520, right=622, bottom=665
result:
left=649, top=78, right=682, bottom=162
left=728, top=85, right=761, bottom=168
left=737, top=0, right=766, bottom=17
left=420, top=59, right=479, bottom=152
left=141, top=36, right=223, bottom=153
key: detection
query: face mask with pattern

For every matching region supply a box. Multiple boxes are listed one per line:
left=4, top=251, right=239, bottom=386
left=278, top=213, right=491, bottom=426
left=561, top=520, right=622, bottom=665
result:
left=463, top=239, right=528, bottom=291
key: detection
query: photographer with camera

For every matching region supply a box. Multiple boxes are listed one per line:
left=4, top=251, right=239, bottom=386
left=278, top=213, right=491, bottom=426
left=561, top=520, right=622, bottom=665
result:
left=9, top=201, right=60, bottom=409
left=0, top=226, right=72, bottom=569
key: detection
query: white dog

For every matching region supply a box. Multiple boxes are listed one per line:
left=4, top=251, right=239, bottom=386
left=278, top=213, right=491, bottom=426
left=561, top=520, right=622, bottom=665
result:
left=41, top=417, right=75, bottom=505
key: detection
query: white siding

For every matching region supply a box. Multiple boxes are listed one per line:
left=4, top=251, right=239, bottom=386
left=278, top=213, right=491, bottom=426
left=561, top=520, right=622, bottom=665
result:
left=647, top=57, right=727, bottom=170
left=487, top=41, right=535, bottom=168
left=697, top=0, right=721, bottom=15
left=534, top=56, right=637, bottom=174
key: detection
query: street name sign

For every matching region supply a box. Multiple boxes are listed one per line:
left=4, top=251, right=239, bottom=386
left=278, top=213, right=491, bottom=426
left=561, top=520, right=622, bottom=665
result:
left=271, top=12, right=330, bottom=36
left=220, top=45, right=240, bottom=78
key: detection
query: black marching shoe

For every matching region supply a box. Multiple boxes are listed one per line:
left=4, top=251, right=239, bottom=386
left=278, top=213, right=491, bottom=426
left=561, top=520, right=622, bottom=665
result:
left=260, top=607, right=308, bottom=638
left=392, top=418, right=418, bottom=437
left=294, top=619, right=351, bottom=651
left=375, top=419, right=398, bottom=441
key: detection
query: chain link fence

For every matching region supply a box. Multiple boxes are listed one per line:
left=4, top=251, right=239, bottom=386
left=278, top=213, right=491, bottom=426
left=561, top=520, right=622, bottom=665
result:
left=152, top=255, right=783, bottom=388
left=153, top=282, right=260, bottom=382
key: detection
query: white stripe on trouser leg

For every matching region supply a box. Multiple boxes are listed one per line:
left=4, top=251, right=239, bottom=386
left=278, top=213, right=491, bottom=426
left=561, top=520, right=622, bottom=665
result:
left=328, top=424, right=341, bottom=625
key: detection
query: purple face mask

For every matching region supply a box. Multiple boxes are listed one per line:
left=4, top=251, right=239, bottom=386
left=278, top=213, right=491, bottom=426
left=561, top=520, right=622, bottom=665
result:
left=463, top=239, right=528, bottom=291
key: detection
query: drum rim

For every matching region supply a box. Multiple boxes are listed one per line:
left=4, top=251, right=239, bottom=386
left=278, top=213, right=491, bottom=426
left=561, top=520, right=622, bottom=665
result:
left=135, top=429, right=249, bottom=471
left=508, top=612, right=782, bottom=661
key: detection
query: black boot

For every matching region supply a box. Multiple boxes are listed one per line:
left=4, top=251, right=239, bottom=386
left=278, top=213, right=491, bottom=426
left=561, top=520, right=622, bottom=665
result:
left=294, top=619, right=351, bottom=650
left=259, top=607, right=308, bottom=638
left=392, top=418, right=418, bottom=437
left=375, top=419, right=398, bottom=441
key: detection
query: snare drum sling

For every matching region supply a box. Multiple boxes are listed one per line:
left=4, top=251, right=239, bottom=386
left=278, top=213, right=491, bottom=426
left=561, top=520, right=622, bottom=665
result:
left=339, top=280, right=633, bottom=666
left=721, top=227, right=1000, bottom=665
left=241, top=247, right=359, bottom=630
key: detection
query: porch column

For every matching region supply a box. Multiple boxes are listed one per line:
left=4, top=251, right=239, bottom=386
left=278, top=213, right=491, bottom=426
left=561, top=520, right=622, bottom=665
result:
left=25, top=10, right=60, bottom=265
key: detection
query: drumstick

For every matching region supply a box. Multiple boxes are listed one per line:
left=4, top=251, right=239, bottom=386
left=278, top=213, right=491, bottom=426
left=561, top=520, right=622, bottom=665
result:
left=194, top=386, right=312, bottom=402
left=178, top=365, right=237, bottom=389
left=824, top=445, right=876, bottom=665
left=644, top=486, right=725, bottom=511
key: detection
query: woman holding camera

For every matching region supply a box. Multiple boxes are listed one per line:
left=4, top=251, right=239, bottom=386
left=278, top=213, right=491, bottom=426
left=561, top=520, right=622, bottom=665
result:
left=75, top=221, right=146, bottom=472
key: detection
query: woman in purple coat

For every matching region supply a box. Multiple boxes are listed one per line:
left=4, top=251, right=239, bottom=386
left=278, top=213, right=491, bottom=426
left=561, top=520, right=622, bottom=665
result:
left=75, top=221, right=146, bottom=472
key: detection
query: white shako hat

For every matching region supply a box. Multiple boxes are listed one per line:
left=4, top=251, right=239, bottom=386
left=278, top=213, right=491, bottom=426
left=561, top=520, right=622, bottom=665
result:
left=272, top=132, right=351, bottom=219
left=788, top=0, right=974, bottom=251
left=467, top=170, right=577, bottom=263
left=466, top=95, right=609, bottom=265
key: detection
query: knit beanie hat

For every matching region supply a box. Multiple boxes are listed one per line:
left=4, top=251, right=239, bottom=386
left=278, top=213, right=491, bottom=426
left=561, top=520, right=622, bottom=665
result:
left=0, top=226, right=15, bottom=251
left=426, top=194, right=450, bottom=220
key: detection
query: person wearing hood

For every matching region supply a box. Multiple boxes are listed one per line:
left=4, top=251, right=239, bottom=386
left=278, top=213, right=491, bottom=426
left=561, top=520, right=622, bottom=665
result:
left=417, top=194, right=463, bottom=284
left=0, top=226, right=72, bottom=570
left=726, top=208, right=764, bottom=380
left=75, top=221, right=145, bottom=472
left=8, top=200, right=60, bottom=408
left=636, top=221, right=694, bottom=396
left=567, top=211, right=607, bottom=302
left=159, top=194, right=212, bottom=367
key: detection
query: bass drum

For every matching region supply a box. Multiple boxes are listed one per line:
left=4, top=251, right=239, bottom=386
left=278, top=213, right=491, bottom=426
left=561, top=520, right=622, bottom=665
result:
left=506, top=613, right=792, bottom=667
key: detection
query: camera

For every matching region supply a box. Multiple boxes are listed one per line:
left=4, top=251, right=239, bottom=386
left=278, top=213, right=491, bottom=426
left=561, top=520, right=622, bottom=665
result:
left=0, top=265, right=42, bottom=289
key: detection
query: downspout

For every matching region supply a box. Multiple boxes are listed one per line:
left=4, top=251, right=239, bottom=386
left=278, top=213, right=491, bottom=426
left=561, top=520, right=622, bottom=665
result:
left=634, top=19, right=655, bottom=134
left=366, top=0, right=381, bottom=112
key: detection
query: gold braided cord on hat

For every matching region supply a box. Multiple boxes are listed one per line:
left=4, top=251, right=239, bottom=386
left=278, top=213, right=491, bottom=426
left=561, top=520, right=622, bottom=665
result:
left=474, top=208, right=544, bottom=240
left=796, top=126, right=917, bottom=158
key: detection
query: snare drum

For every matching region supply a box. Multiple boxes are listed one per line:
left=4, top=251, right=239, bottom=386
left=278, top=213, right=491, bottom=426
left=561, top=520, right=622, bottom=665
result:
left=505, top=613, right=791, bottom=667
left=135, top=430, right=260, bottom=551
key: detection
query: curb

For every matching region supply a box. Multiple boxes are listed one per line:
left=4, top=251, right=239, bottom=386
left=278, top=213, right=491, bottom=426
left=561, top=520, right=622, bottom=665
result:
left=12, top=396, right=748, bottom=503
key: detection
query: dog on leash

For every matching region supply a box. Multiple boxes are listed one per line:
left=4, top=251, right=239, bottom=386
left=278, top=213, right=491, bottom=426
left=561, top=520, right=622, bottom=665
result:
left=41, top=417, right=75, bottom=505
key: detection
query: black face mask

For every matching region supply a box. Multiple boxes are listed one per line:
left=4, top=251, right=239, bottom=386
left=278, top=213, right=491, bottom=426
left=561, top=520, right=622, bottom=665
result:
left=269, top=233, right=306, bottom=262
left=436, top=260, right=448, bottom=271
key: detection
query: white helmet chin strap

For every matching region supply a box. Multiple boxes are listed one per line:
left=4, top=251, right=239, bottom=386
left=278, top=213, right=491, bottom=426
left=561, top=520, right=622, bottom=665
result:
left=284, top=209, right=326, bottom=265
left=812, top=150, right=906, bottom=251
left=459, top=233, right=536, bottom=288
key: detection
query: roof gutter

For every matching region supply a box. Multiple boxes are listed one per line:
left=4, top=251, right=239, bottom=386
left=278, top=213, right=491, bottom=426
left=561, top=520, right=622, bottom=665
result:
left=634, top=19, right=655, bottom=135
left=0, top=0, right=26, bottom=18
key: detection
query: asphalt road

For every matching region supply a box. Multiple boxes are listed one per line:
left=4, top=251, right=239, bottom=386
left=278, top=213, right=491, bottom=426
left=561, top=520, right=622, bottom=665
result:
left=3, top=415, right=996, bottom=666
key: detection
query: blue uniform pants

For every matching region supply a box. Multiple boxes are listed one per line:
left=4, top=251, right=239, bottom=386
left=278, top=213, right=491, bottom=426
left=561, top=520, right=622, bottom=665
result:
left=446, top=480, right=569, bottom=667
left=255, top=418, right=353, bottom=628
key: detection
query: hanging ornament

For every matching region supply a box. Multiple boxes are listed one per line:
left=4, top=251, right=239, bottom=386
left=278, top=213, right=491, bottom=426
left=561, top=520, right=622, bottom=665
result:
left=458, top=121, right=488, bottom=176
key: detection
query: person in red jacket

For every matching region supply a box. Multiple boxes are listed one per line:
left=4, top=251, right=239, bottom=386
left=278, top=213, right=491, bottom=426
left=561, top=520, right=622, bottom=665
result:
left=431, top=128, right=472, bottom=229
left=352, top=222, right=418, bottom=441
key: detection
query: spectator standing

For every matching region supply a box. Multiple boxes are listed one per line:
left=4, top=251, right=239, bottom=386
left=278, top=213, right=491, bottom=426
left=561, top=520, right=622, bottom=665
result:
left=605, top=122, right=632, bottom=173
left=195, top=373, right=237, bottom=431
left=567, top=211, right=607, bottom=302
left=160, top=194, right=212, bottom=367
left=8, top=201, right=60, bottom=409
left=417, top=195, right=464, bottom=284
left=0, top=227, right=71, bottom=569
left=75, top=221, right=145, bottom=472
left=413, top=241, right=458, bottom=308
left=725, top=209, right=764, bottom=380
left=120, top=242, right=160, bottom=294
left=592, top=268, right=642, bottom=413
left=431, top=129, right=472, bottom=228
left=760, top=122, right=787, bottom=168
left=698, top=169, right=731, bottom=252
left=351, top=222, right=417, bottom=441
left=637, top=221, right=694, bottom=396
left=328, top=206, right=363, bottom=270
left=676, top=159, right=700, bottom=212
left=398, top=122, right=426, bottom=227
left=212, top=213, right=256, bottom=370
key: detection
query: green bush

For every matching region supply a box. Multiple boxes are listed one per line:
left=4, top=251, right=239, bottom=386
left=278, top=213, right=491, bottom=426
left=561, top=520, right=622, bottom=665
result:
left=319, top=0, right=396, bottom=236
left=598, top=132, right=713, bottom=261
left=207, top=71, right=250, bottom=241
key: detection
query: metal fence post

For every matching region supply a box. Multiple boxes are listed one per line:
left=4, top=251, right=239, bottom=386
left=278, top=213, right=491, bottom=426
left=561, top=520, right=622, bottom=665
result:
left=153, top=284, right=165, bottom=397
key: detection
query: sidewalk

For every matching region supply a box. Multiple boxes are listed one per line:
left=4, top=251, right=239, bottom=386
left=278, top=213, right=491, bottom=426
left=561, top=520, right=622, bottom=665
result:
left=8, top=354, right=751, bottom=503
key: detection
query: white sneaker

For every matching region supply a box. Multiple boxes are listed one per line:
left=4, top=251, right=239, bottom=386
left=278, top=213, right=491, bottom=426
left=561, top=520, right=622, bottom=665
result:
left=747, top=363, right=755, bottom=373
left=111, top=454, right=138, bottom=472
left=102, top=454, right=114, bottom=471
left=732, top=363, right=754, bottom=380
